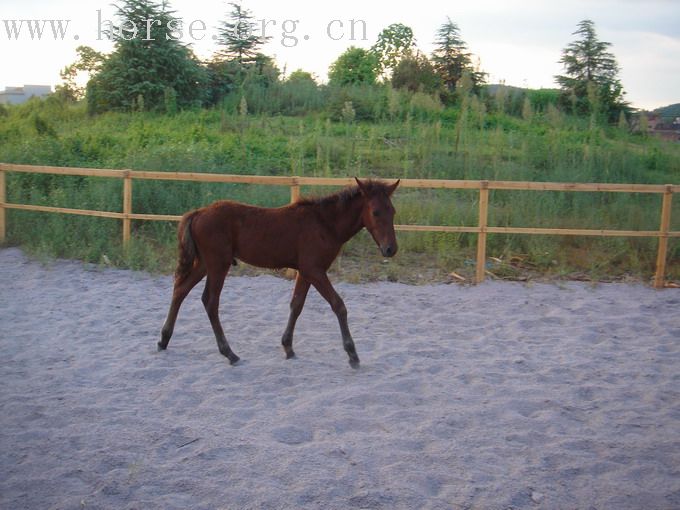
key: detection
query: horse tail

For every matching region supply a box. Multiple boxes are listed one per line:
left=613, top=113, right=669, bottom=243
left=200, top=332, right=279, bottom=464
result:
left=175, top=210, right=200, bottom=283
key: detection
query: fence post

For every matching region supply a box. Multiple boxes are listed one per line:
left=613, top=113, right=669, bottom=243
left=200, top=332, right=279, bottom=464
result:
left=122, top=170, right=132, bottom=249
left=0, top=168, right=5, bottom=244
left=653, top=185, right=673, bottom=289
left=476, top=181, right=489, bottom=284
left=290, top=178, right=300, bottom=203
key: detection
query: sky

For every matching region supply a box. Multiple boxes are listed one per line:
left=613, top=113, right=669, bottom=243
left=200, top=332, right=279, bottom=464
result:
left=1, top=0, right=679, bottom=110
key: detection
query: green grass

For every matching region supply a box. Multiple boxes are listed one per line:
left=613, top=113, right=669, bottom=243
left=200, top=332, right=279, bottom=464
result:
left=1, top=95, right=678, bottom=283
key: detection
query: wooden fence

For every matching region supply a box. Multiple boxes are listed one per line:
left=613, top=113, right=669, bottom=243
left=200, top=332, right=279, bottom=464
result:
left=0, top=163, right=678, bottom=287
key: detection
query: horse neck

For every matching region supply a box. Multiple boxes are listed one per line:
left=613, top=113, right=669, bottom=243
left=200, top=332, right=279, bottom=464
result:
left=323, top=194, right=365, bottom=244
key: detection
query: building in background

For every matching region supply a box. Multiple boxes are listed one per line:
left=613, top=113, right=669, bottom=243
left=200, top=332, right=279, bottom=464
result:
left=646, top=113, right=680, bottom=142
left=0, top=85, right=52, bottom=105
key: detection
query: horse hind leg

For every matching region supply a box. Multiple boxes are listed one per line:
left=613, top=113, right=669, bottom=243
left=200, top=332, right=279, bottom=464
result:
left=159, top=264, right=206, bottom=350
left=202, top=264, right=240, bottom=365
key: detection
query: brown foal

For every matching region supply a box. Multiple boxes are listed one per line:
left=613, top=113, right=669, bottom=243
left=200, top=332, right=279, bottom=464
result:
left=159, top=178, right=399, bottom=368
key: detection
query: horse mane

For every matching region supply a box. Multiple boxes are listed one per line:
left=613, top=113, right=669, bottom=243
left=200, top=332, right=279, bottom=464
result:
left=295, top=180, right=391, bottom=207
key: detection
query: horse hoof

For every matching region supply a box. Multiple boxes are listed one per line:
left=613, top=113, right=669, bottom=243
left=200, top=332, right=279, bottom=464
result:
left=228, top=354, right=241, bottom=366
left=157, top=341, right=167, bottom=351
left=349, top=358, right=360, bottom=369
left=286, top=351, right=296, bottom=360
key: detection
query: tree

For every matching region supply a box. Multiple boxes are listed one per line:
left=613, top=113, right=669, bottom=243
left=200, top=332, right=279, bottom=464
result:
left=86, top=0, right=207, bottom=113
left=286, top=69, right=316, bottom=85
left=328, top=47, right=379, bottom=86
left=431, top=18, right=485, bottom=102
left=391, top=50, right=440, bottom=94
left=208, top=2, right=275, bottom=106
left=56, top=46, right=104, bottom=101
left=205, top=59, right=245, bottom=106
left=371, top=23, right=416, bottom=79
left=555, top=19, right=629, bottom=121
left=216, top=2, right=269, bottom=65
left=206, top=52, right=279, bottom=107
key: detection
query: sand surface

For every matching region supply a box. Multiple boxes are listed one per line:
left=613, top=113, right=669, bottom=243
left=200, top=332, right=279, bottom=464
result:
left=1, top=247, right=679, bottom=510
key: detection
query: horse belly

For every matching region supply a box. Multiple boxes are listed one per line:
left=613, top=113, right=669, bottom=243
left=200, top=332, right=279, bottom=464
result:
left=237, top=249, right=297, bottom=270
left=233, top=222, right=299, bottom=270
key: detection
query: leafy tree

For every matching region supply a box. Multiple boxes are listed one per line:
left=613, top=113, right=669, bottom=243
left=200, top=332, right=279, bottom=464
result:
left=431, top=18, right=485, bottom=102
left=371, top=23, right=416, bottom=79
left=234, top=52, right=280, bottom=93
left=86, top=0, right=207, bottom=113
left=391, top=50, right=440, bottom=94
left=216, top=2, right=269, bottom=65
left=286, top=69, right=316, bottom=85
left=56, top=46, right=105, bottom=101
left=205, top=59, right=244, bottom=106
left=328, top=47, right=379, bottom=86
left=278, top=69, right=321, bottom=115
left=555, top=19, right=629, bottom=121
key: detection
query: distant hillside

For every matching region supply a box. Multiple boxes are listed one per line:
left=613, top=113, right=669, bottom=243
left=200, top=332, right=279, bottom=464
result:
left=484, top=84, right=528, bottom=95
left=654, top=103, right=680, bottom=120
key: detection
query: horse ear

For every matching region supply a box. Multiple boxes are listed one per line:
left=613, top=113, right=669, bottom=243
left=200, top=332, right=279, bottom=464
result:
left=354, top=177, right=368, bottom=196
left=387, top=179, right=400, bottom=196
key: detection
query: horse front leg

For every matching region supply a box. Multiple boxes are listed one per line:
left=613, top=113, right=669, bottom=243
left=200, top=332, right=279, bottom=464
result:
left=304, top=270, right=360, bottom=369
left=281, top=273, right=311, bottom=359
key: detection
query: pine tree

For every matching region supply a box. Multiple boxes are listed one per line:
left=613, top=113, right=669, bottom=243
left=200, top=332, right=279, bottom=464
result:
left=431, top=18, right=485, bottom=103
left=555, top=19, right=629, bottom=121
left=216, top=2, right=269, bottom=65
left=207, top=2, right=277, bottom=106
left=86, top=0, right=207, bottom=113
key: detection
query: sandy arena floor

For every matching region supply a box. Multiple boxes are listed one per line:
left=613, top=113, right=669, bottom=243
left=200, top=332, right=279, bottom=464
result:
left=1, top=247, right=679, bottom=509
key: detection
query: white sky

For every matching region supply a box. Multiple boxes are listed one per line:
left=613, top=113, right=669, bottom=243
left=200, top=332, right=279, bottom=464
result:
left=1, top=0, right=679, bottom=110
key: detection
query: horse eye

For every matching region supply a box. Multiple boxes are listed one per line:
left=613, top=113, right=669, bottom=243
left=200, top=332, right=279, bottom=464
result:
left=372, top=210, right=381, bottom=217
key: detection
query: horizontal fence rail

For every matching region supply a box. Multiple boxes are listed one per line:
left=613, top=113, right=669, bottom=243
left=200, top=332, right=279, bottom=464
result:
left=0, top=163, right=677, bottom=287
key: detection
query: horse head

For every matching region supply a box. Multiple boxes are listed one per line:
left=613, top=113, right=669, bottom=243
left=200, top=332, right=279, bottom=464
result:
left=355, top=177, right=400, bottom=258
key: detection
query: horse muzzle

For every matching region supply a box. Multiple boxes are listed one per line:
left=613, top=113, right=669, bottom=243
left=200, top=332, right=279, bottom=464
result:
left=380, top=243, right=398, bottom=258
